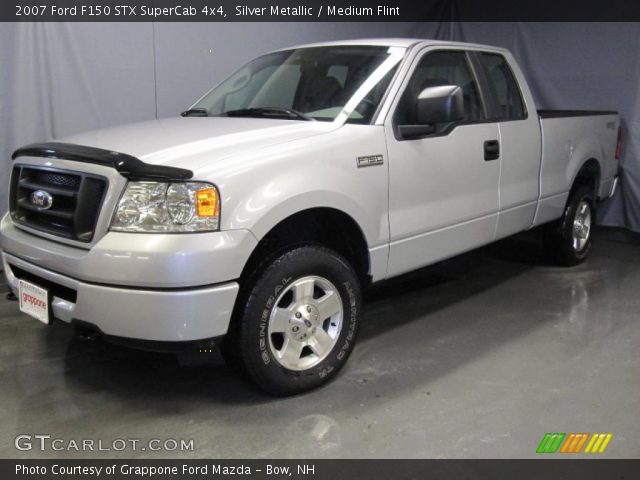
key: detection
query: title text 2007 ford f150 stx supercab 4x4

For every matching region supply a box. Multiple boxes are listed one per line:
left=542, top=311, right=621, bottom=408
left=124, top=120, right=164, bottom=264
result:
left=2, top=39, right=621, bottom=395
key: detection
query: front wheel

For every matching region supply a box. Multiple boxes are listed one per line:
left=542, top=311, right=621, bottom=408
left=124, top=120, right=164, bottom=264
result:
left=544, top=185, right=595, bottom=266
left=223, top=245, right=361, bottom=396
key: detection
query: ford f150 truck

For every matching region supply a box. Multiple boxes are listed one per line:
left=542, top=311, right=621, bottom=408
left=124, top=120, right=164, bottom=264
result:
left=2, top=39, right=621, bottom=395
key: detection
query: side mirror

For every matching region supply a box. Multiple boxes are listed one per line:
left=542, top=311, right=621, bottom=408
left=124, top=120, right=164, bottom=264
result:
left=399, top=85, right=464, bottom=139
left=416, top=85, right=464, bottom=125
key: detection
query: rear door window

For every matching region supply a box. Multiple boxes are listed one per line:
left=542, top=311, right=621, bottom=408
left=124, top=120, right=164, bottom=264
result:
left=479, top=53, right=526, bottom=120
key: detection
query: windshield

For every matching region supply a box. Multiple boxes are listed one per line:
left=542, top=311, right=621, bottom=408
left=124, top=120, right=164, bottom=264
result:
left=190, top=45, right=405, bottom=123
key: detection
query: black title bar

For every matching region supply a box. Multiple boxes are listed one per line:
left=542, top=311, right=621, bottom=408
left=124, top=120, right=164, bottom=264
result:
left=3, top=0, right=640, bottom=22
left=3, top=459, right=640, bottom=480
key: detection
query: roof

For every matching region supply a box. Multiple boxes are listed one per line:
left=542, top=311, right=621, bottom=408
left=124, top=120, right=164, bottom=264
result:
left=273, top=38, right=508, bottom=53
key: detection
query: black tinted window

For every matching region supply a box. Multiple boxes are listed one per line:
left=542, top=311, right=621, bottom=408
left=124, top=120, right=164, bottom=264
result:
left=479, top=53, right=526, bottom=120
left=396, top=51, right=485, bottom=125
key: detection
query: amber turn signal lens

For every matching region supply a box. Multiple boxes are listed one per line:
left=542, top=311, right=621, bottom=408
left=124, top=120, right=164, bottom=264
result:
left=196, top=188, right=219, bottom=217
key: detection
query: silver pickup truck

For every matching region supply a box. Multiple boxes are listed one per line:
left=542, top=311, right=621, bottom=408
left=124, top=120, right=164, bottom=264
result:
left=2, top=39, right=621, bottom=395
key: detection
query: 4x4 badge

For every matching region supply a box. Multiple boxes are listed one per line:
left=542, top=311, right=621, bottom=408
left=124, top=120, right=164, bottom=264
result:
left=357, top=154, right=384, bottom=168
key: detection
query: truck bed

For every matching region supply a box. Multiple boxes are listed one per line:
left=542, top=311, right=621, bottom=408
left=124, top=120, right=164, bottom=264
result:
left=534, top=111, right=619, bottom=226
left=538, top=110, right=618, bottom=118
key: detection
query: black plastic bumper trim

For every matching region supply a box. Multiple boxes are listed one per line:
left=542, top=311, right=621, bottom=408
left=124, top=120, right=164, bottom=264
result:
left=71, top=319, right=224, bottom=353
left=12, top=142, right=193, bottom=181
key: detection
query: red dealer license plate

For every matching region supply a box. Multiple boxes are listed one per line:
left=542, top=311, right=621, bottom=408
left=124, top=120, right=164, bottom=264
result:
left=18, top=279, right=50, bottom=325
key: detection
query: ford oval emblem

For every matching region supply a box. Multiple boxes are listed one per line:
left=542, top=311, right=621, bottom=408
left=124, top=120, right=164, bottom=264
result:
left=30, top=190, right=53, bottom=210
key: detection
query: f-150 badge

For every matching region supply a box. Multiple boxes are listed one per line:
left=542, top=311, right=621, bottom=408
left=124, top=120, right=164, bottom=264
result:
left=357, top=154, right=384, bottom=168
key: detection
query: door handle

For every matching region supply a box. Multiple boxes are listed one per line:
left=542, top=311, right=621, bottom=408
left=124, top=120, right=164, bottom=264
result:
left=484, top=140, right=500, bottom=161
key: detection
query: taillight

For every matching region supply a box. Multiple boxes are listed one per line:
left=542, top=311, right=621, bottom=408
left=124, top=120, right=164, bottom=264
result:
left=615, top=126, right=622, bottom=160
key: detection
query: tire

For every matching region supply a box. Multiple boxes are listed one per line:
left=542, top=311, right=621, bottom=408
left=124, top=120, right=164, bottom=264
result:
left=544, top=185, right=595, bottom=266
left=223, top=245, right=361, bottom=396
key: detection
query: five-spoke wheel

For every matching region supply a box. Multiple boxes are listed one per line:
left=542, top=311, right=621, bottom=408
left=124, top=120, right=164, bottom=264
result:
left=222, top=245, right=361, bottom=396
left=268, top=276, right=343, bottom=371
left=545, top=185, right=595, bottom=266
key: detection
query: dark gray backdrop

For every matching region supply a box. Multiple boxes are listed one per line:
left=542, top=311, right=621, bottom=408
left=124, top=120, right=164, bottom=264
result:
left=1, top=22, right=638, bottom=230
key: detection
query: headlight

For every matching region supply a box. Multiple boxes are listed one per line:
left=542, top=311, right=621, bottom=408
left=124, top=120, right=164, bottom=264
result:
left=110, top=181, right=220, bottom=233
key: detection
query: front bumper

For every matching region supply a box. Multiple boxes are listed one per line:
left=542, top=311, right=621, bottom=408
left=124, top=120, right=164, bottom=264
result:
left=0, top=214, right=257, bottom=288
left=1, top=216, right=258, bottom=342
left=3, top=252, right=239, bottom=342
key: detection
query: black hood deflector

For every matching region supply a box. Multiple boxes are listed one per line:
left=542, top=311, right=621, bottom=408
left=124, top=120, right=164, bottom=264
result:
left=12, top=142, right=193, bottom=181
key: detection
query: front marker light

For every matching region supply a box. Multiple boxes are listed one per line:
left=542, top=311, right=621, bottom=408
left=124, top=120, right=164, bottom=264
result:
left=196, top=188, right=219, bottom=217
left=111, top=181, right=220, bottom=233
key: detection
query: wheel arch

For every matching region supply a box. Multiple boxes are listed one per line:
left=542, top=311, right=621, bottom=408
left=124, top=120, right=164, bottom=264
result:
left=241, top=205, right=373, bottom=288
left=571, top=157, right=601, bottom=199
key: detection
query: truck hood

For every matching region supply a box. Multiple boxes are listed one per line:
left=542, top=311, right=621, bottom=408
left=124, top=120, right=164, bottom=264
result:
left=60, top=117, right=337, bottom=172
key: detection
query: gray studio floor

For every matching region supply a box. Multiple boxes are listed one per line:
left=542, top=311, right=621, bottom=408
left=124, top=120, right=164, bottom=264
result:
left=1, top=228, right=639, bottom=459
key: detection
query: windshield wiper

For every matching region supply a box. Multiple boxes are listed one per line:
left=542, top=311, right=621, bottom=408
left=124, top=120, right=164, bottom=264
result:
left=225, top=107, right=313, bottom=121
left=181, top=108, right=209, bottom=117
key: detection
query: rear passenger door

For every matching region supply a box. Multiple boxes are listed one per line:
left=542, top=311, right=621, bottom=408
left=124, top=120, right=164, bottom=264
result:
left=474, top=52, right=542, bottom=238
left=384, top=49, right=501, bottom=278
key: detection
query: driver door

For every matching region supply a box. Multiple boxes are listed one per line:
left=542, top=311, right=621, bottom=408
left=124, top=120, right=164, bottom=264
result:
left=385, top=49, right=501, bottom=277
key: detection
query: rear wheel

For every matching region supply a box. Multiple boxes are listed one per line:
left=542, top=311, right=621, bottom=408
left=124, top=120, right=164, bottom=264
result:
left=223, top=245, right=361, bottom=396
left=545, top=185, right=595, bottom=266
